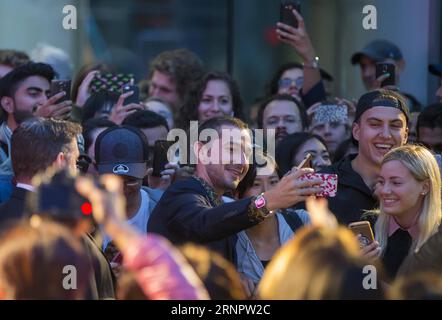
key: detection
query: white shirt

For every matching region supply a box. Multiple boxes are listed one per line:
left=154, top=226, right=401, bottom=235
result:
left=102, top=189, right=150, bottom=250
left=16, top=183, right=35, bottom=192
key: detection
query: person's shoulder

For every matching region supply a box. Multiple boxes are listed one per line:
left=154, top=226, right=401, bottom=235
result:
left=163, top=177, right=205, bottom=196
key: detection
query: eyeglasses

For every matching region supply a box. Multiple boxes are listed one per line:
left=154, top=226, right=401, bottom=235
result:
left=278, top=77, right=304, bottom=89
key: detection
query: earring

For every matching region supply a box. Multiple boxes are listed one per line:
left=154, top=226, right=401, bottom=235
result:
left=421, top=192, right=427, bottom=196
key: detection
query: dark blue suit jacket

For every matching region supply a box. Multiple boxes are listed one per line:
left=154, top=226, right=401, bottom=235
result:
left=147, top=177, right=257, bottom=262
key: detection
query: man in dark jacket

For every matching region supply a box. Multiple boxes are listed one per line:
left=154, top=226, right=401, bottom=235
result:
left=0, top=117, right=81, bottom=228
left=320, top=89, right=409, bottom=224
left=0, top=117, right=115, bottom=299
left=147, top=116, right=323, bottom=262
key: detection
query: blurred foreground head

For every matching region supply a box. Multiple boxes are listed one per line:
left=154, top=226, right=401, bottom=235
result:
left=258, top=226, right=385, bottom=300
left=0, top=219, right=91, bottom=299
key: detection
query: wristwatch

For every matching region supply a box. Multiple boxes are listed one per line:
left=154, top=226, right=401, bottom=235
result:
left=248, top=193, right=271, bottom=223
left=303, top=56, right=320, bottom=69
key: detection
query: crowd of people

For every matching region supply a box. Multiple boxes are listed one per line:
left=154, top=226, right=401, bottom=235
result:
left=0, top=8, right=441, bottom=300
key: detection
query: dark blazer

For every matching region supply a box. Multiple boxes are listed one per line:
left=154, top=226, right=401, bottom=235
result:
left=147, top=177, right=258, bottom=262
left=0, top=186, right=29, bottom=230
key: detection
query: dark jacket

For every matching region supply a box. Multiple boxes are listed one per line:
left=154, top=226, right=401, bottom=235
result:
left=0, top=186, right=29, bottom=230
left=82, top=234, right=116, bottom=300
left=319, top=154, right=378, bottom=224
left=399, top=224, right=442, bottom=276
left=147, top=177, right=258, bottom=262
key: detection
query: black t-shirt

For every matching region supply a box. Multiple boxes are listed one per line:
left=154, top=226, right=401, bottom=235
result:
left=319, top=154, right=379, bottom=224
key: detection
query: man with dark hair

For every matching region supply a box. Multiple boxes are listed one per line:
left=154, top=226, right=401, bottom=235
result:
left=257, top=94, right=308, bottom=144
left=416, top=103, right=442, bottom=154
left=0, top=49, right=30, bottom=78
left=429, top=64, right=442, bottom=102
left=319, top=89, right=409, bottom=224
left=0, top=62, right=73, bottom=176
left=122, top=109, right=169, bottom=156
left=0, top=117, right=81, bottom=226
left=148, top=49, right=204, bottom=113
left=122, top=109, right=176, bottom=189
left=147, top=116, right=323, bottom=261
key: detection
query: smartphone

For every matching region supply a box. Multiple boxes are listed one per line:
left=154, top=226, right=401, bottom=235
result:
left=121, top=80, right=140, bottom=106
left=375, top=62, right=396, bottom=87
left=349, top=221, right=375, bottom=247
left=297, top=153, right=313, bottom=169
left=299, top=173, right=338, bottom=197
left=280, top=1, right=301, bottom=29
left=152, top=140, right=175, bottom=177
left=50, top=79, right=71, bottom=103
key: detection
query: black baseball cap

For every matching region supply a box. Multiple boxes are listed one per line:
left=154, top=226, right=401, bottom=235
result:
left=354, top=89, right=410, bottom=123
left=95, top=125, right=149, bottom=179
left=351, top=40, right=403, bottom=65
left=429, top=64, right=442, bottom=77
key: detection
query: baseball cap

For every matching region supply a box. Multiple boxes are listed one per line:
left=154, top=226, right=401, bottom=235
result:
left=354, top=89, right=410, bottom=123
left=351, top=40, right=403, bottom=65
left=429, top=64, right=442, bottom=77
left=95, top=125, right=149, bottom=179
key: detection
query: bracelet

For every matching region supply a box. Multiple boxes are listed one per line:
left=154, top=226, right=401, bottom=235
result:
left=303, top=56, right=320, bottom=69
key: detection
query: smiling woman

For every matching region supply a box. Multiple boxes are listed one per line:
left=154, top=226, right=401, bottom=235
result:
left=177, top=71, right=245, bottom=130
left=369, top=145, right=442, bottom=280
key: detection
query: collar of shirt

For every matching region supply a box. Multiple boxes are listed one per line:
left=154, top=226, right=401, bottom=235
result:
left=192, top=175, right=223, bottom=207
left=16, top=183, right=35, bottom=192
left=388, top=215, right=419, bottom=239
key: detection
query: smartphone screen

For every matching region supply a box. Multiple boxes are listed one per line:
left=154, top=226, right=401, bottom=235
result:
left=280, top=1, right=301, bottom=29
left=50, top=79, right=71, bottom=103
left=375, top=63, right=396, bottom=87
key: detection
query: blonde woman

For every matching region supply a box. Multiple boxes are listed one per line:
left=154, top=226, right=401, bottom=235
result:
left=368, top=145, right=441, bottom=279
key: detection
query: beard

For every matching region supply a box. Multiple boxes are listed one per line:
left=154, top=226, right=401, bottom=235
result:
left=13, top=109, right=34, bottom=125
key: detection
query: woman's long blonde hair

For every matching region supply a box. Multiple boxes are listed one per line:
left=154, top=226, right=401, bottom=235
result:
left=375, top=145, right=442, bottom=254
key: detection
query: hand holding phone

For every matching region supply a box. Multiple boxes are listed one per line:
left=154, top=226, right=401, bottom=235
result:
left=375, top=63, right=396, bottom=88
left=279, top=1, right=301, bottom=29
left=299, top=173, right=338, bottom=197
left=121, top=79, right=140, bottom=106
left=50, top=79, right=71, bottom=103
left=348, top=221, right=375, bottom=248
left=152, top=140, right=175, bottom=177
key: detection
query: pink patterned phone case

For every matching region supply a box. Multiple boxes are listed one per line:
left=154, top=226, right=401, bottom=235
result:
left=299, top=173, right=338, bottom=197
